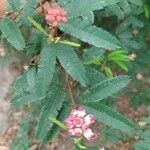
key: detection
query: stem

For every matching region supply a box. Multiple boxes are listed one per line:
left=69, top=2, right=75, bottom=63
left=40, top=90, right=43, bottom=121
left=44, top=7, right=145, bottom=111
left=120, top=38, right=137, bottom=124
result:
left=100, top=59, right=107, bottom=71
left=65, top=73, right=76, bottom=105
left=59, top=40, right=81, bottom=47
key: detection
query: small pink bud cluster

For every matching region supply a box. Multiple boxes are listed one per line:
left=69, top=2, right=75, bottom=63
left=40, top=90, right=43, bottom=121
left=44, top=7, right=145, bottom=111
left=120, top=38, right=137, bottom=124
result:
left=45, top=5, right=68, bottom=27
left=65, top=107, right=97, bottom=141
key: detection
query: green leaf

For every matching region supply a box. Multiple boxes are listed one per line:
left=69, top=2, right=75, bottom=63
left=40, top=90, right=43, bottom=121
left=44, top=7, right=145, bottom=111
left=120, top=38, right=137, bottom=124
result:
left=28, top=17, right=48, bottom=36
left=113, top=61, right=129, bottom=72
left=85, top=67, right=107, bottom=86
left=83, top=47, right=105, bottom=65
left=85, top=104, right=137, bottom=132
left=7, top=0, right=21, bottom=11
left=108, top=4, right=124, bottom=19
left=80, top=75, right=130, bottom=103
left=49, top=116, right=67, bottom=130
left=59, top=20, right=120, bottom=50
left=12, top=91, right=39, bottom=107
left=134, top=140, right=150, bottom=150
left=45, top=104, right=70, bottom=141
left=108, top=50, right=127, bottom=59
left=27, top=67, right=36, bottom=92
left=36, top=89, right=68, bottom=141
left=104, top=67, right=113, bottom=78
left=0, top=17, right=25, bottom=50
left=21, top=0, right=39, bottom=27
left=58, top=44, right=87, bottom=87
left=65, top=0, right=120, bottom=18
left=82, top=11, right=95, bottom=24
left=36, top=44, right=58, bottom=98
left=119, top=0, right=131, bottom=14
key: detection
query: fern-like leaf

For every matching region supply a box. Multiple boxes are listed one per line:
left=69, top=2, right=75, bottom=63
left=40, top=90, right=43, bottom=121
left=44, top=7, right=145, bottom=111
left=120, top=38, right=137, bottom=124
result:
left=65, top=0, right=120, bottom=18
left=36, top=89, right=68, bottom=141
left=0, top=17, right=25, bottom=50
left=7, top=0, right=21, bottom=11
left=57, top=44, right=87, bottom=86
left=35, top=44, right=58, bottom=98
left=20, top=0, right=39, bottom=27
left=85, top=103, right=138, bottom=132
left=59, top=20, right=120, bottom=50
left=80, top=75, right=130, bottom=103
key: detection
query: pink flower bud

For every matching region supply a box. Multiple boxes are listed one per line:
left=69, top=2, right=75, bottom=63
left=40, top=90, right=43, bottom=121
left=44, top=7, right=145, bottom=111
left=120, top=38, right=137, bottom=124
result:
left=81, top=123, right=89, bottom=131
left=48, top=15, right=56, bottom=22
left=73, top=117, right=84, bottom=127
left=53, top=9, right=61, bottom=16
left=68, top=129, right=76, bottom=136
left=83, top=129, right=96, bottom=141
left=74, top=128, right=82, bottom=137
left=84, top=115, right=95, bottom=125
left=77, top=107, right=86, bottom=118
left=61, top=10, right=67, bottom=16
left=48, top=9, right=54, bottom=15
left=71, top=109, right=78, bottom=116
left=61, top=17, right=68, bottom=23
left=52, top=21, right=59, bottom=27
left=65, top=119, right=74, bottom=129
left=68, top=114, right=76, bottom=121
left=56, top=15, right=62, bottom=22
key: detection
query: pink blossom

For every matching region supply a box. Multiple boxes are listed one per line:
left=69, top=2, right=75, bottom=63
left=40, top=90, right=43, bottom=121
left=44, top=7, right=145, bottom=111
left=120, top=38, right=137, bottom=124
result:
left=84, top=114, right=95, bottom=125
left=68, top=129, right=75, bottom=136
left=73, top=117, right=84, bottom=127
left=65, top=107, right=97, bottom=141
left=74, top=128, right=83, bottom=137
left=81, top=123, right=89, bottom=131
left=65, top=119, right=74, bottom=129
left=45, top=6, right=68, bottom=27
left=83, top=129, right=96, bottom=141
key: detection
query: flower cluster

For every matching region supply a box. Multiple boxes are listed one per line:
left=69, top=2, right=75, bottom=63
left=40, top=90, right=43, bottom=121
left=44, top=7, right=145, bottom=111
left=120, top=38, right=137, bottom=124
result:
left=65, top=107, right=97, bottom=141
left=45, top=5, right=68, bottom=27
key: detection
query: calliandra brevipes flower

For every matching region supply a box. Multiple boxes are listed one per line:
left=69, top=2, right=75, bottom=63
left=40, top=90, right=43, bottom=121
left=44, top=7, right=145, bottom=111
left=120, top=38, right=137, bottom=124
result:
left=65, top=107, right=98, bottom=141
left=45, top=5, right=68, bottom=27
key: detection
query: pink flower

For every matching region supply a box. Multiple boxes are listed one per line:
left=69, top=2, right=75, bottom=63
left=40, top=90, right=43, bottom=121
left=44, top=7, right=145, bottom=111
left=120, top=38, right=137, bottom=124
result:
left=77, top=107, right=86, bottom=117
left=65, top=107, right=97, bottom=141
left=84, top=114, right=95, bottom=125
left=68, top=114, right=76, bottom=121
left=81, top=123, right=89, bottom=131
left=83, top=129, right=96, bottom=141
left=73, top=117, right=84, bottom=127
left=68, top=129, right=75, bottom=136
left=65, top=119, right=74, bottom=129
left=74, top=128, right=83, bottom=137
left=45, top=6, right=68, bottom=27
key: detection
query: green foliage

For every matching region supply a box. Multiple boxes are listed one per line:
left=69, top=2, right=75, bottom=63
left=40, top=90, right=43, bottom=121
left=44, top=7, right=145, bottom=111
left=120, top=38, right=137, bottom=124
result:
left=20, top=0, right=39, bottom=27
left=65, top=0, right=120, bottom=18
left=7, top=0, right=21, bottom=11
left=36, top=89, right=68, bottom=141
left=80, top=75, right=130, bottom=103
left=2, top=0, right=150, bottom=149
left=36, top=44, right=58, bottom=98
left=57, top=44, right=87, bottom=86
left=85, top=103, right=137, bottom=132
left=83, top=47, right=105, bottom=65
left=10, top=116, right=32, bottom=150
left=59, top=19, right=120, bottom=50
left=0, top=17, right=25, bottom=50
